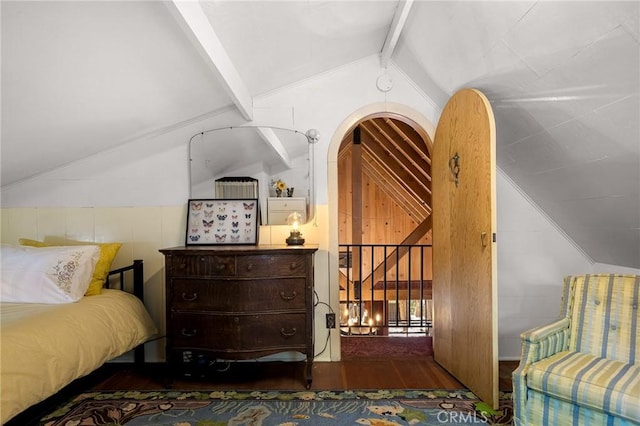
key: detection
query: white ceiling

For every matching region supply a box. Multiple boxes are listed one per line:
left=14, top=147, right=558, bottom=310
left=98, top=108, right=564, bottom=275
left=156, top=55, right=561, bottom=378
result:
left=1, top=1, right=638, bottom=268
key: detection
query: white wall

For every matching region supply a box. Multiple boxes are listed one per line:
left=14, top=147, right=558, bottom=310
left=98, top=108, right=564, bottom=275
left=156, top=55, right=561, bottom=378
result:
left=496, top=170, right=593, bottom=359
left=592, top=263, right=640, bottom=275
left=1, top=54, right=634, bottom=363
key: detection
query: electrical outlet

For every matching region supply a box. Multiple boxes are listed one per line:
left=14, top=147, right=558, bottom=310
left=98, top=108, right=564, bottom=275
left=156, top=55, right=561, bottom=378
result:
left=326, top=313, right=336, bottom=329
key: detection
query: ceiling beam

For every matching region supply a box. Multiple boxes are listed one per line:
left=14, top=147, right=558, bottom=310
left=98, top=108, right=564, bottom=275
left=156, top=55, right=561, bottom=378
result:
left=255, top=127, right=292, bottom=168
left=167, top=1, right=253, bottom=120
left=367, top=119, right=431, bottom=183
left=360, top=124, right=431, bottom=199
left=360, top=140, right=430, bottom=218
left=362, top=151, right=429, bottom=222
left=380, top=0, right=414, bottom=68
left=388, top=119, right=432, bottom=161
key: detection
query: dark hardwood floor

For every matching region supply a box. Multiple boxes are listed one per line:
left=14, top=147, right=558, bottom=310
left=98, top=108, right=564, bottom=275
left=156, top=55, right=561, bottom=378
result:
left=91, top=335, right=518, bottom=392
left=92, top=359, right=519, bottom=393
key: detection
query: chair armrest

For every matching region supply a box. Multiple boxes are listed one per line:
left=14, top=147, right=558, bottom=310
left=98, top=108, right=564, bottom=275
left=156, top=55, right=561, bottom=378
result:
left=520, top=317, right=570, bottom=363
left=512, top=317, right=570, bottom=426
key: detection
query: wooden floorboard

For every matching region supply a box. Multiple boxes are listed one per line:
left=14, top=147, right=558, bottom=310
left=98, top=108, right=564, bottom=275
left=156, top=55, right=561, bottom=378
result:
left=91, top=336, right=518, bottom=392
left=91, top=358, right=516, bottom=392
left=89, top=337, right=518, bottom=393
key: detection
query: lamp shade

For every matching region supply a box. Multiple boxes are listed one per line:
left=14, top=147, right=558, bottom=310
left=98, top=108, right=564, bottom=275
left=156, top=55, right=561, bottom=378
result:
left=285, top=211, right=305, bottom=246
left=287, top=211, right=302, bottom=229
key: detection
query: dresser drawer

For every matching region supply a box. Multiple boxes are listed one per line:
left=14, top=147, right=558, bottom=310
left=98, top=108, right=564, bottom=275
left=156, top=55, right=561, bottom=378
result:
left=237, top=254, right=307, bottom=277
left=161, top=246, right=317, bottom=387
left=171, top=278, right=306, bottom=311
left=171, top=255, right=235, bottom=276
left=170, top=313, right=307, bottom=351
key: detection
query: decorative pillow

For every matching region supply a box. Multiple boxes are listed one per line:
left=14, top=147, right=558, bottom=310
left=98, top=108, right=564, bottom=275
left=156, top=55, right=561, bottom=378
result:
left=18, top=238, right=122, bottom=296
left=0, top=244, right=100, bottom=303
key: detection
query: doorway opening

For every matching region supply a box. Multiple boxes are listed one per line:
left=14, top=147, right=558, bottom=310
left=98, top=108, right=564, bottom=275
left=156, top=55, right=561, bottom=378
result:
left=336, top=114, right=433, bottom=360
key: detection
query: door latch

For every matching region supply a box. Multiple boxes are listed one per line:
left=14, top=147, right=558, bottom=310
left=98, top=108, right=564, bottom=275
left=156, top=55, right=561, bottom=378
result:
left=449, top=152, right=460, bottom=187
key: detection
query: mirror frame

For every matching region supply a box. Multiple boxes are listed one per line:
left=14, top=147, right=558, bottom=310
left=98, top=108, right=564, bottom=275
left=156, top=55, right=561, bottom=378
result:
left=188, top=125, right=317, bottom=225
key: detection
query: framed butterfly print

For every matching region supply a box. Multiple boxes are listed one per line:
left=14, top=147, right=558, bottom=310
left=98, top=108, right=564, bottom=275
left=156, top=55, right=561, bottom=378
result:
left=185, top=198, right=259, bottom=245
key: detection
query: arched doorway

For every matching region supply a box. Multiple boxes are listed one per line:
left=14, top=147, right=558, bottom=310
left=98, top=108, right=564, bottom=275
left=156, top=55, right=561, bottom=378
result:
left=326, top=92, right=498, bottom=407
left=337, top=115, right=433, bottom=358
left=326, top=103, right=435, bottom=361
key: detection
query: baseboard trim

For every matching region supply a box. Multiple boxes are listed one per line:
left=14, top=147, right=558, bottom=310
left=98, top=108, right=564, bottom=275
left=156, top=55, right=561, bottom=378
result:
left=499, top=356, right=521, bottom=362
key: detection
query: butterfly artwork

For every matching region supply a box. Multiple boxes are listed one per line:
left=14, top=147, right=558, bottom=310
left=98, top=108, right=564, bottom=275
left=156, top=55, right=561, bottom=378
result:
left=187, top=199, right=257, bottom=245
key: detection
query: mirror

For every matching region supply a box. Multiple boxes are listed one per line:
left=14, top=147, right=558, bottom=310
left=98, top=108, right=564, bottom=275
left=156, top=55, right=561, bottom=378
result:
left=189, top=126, right=316, bottom=225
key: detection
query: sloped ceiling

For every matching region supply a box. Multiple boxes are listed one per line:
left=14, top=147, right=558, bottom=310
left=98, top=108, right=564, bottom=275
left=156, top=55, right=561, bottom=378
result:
left=1, top=1, right=638, bottom=268
left=339, top=117, right=432, bottom=224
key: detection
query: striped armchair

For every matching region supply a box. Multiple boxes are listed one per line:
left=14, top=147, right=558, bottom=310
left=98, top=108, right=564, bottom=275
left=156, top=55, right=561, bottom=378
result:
left=513, top=274, right=640, bottom=425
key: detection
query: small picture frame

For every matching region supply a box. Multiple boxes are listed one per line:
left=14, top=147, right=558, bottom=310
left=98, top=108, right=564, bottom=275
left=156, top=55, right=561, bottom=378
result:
left=185, top=198, right=259, bottom=245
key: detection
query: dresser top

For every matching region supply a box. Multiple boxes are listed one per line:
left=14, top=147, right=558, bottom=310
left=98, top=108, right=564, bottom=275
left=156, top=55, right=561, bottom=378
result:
left=160, top=244, right=319, bottom=255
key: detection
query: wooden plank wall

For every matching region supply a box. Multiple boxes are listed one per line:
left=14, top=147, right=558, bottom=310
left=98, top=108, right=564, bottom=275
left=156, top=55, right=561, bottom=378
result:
left=338, top=148, right=432, bottom=283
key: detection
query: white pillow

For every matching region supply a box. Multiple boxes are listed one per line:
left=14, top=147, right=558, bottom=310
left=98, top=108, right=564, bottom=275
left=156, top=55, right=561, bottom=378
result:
left=1, top=244, right=100, bottom=304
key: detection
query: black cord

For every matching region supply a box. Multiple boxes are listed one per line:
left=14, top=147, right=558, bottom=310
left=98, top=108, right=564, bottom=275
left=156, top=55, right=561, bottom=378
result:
left=313, top=290, right=335, bottom=358
left=314, top=327, right=331, bottom=358
left=313, top=290, right=335, bottom=314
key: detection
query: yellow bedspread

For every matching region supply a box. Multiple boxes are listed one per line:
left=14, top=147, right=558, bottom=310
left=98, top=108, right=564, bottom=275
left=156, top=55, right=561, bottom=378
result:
left=0, top=289, right=157, bottom=423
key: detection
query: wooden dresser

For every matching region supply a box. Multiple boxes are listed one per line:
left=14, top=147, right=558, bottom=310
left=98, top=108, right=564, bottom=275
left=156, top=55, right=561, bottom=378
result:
left=160, top=245, right=318, bottom=387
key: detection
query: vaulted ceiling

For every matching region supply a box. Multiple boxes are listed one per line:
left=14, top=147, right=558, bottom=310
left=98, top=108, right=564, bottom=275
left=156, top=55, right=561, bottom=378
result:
left=1, top=1, right=638, bottom=268
left=339, top=117, right=432, bottom=224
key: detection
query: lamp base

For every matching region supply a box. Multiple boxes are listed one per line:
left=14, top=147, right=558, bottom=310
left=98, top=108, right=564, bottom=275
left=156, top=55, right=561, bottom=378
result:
left=286, top=231, right=305, bottom=246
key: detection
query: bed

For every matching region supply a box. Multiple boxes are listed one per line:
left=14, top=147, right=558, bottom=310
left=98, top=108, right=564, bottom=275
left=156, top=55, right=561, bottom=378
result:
left=0, top=245, right=157, bottom=424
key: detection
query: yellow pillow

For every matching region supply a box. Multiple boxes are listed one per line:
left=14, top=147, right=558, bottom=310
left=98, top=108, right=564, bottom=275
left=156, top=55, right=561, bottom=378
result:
left=18, top=238, right=122, bottom=296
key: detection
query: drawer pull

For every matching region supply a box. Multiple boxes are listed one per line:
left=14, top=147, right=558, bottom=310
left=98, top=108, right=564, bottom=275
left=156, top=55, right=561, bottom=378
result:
left=246, top=264, right=253, bottom=271
left=181, top=292, right=198, bottom=302
left=280, top=327, right=297, bottom=337
left=234, top=317, right=240, bottom=323
left=280, top=290, right=297, bottom=301
left=215, top=263, right=226, bottom=271
left=289, top=262, right=298, bottom=269
left=181, top=328, right=197, bottom=337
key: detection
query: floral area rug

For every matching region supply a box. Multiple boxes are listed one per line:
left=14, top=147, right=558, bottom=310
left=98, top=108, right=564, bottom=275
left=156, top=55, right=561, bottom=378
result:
left=41, top=389, right=513, bottom=425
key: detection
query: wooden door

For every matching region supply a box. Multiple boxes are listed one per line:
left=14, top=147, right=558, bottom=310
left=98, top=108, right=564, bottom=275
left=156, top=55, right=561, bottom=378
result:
left=432, top=88, right=498, bottom=408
